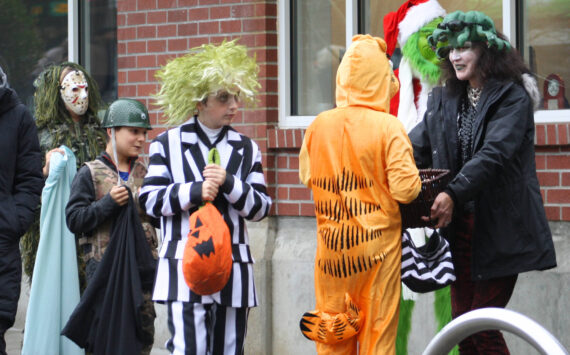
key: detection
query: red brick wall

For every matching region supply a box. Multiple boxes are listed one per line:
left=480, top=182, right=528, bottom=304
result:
left=266, top=128, right=314, bottom=216
left=536, top=122, right=570, bottom=221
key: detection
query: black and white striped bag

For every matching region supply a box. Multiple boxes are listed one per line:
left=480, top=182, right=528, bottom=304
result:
left=401, top=229, right=456, bottom=293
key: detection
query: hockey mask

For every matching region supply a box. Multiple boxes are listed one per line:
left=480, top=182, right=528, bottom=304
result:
left=60, top=70, right=89, bottom=116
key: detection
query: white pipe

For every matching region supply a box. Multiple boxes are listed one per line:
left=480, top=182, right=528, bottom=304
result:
left=423, top=308, right=568, bottom=355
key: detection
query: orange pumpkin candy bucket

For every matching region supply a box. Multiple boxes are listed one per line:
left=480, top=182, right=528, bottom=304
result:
left=182, top=202, right=232, bottom=295
left=182, top=148, right=233, bottom=295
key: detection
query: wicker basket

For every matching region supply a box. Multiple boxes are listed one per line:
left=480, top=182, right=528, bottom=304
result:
left=400, top=169, right=452, bottom=229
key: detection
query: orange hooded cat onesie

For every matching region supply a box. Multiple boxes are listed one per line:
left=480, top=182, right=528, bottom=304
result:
left=299, top=35, right=421, bottom=355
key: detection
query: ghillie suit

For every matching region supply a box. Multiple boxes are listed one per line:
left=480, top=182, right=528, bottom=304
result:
left=21, top=62, right=106, bottom=291
left=383, top=1, right=457, bottom=354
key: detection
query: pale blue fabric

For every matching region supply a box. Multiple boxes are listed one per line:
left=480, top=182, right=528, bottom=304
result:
left=22, top=146, right=84, bottom=355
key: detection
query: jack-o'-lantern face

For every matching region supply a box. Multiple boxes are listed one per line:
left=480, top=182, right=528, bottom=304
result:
left=182, top=203, right=233, bottom=295
left=188, top=215, right=215, bottom=258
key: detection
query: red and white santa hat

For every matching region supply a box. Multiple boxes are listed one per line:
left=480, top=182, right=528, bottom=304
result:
left=383, top=0, right=446, bottom=56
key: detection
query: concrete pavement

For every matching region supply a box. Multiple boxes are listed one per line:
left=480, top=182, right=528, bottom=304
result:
left=4, top=279, right=170, bottom=355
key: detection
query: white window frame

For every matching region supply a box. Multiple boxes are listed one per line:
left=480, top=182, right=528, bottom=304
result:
left=68, top=0, right=79, bottom=62
left=278, top=0, right=570, bottom=128
left=68, top=0, right=94, bottom=73
left=278, top=0, right=358, bottom=128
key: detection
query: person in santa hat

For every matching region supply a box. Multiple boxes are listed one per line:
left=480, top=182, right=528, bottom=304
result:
left=383, top=0, right=446, bottom=133
left=383, top=2, right=451, bottom=354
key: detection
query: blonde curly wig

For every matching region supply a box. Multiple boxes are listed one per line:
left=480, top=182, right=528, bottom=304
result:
left=154, top=39, right=260, bottom=125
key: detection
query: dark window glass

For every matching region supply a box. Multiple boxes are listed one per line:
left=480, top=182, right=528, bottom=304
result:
left=291, top=0, right=346, bottom=116
left=80, top=0, right=118, bottom=103
left=522, top=0, right=570, bottom=110
left=0, top=1, right=117, bottom=107
left=0, top=0, right=67, bottom=107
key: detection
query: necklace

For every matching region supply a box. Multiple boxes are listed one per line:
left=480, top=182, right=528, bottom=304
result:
left=467, top=86, right=482, bottom=108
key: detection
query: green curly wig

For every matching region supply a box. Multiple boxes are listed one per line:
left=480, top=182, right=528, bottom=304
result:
left=428, top=11, right=511, bottom=58
left=33, top=61, right=103, bottom=128
left=154, top=39, right=260, bottom=126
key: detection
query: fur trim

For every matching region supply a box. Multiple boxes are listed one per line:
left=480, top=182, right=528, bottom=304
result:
left=396, top=57, right=418, bottom=132
left=416, top=80, right=434, bottom=125
left=522, top=73, right=540, bottom=112
left=402, top=29, right=442, bottom=86
left=398, top=0, right=446, bottom=46
left=396, top=296, right=415, bottom=355
left=434, top=287, right=459, bottom=354
left=397, top=59, right=438, bottom=133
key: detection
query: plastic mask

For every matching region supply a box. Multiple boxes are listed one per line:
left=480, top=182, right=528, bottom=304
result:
left=60, top=70, right=89, bottom=116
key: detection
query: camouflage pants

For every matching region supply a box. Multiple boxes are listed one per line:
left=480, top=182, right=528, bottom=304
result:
left=140, top=291, right=156, bottom=355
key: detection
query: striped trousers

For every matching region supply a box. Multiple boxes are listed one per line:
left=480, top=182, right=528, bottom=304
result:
left=166, top=301, right=250, bottom=355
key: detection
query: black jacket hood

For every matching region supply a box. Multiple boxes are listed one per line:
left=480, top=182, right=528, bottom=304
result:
left=0, top=87, right=19, bottom=117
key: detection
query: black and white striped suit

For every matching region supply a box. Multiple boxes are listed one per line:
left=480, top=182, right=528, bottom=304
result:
left=139, top=117, right=271, bottom=354
left=140, top=117, right=271, bottom=307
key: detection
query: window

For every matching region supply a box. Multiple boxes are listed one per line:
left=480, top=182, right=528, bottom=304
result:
left=521, top=0, right=570, bottom=122
left=279, top=0, right=357, bottom=127
left=291, top=0, right=346, bottom=117
left=361, top=0, right=502, bottom=37
left=279, top=0, right=569, bottom=127
left=0, top=1, right=116, bottom=110
left=361, top=0, right=502, bottom=70
left=79, top=0, right=118, bottom=103
left=0, top=0, right=67, bottom=107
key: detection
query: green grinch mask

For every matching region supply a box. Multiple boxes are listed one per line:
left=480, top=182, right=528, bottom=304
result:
left=402, top=18, right=443, bottom=86
left=428, top=10, right=511, bottom=58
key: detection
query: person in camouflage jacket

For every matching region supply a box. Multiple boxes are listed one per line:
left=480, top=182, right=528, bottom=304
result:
left=66, top=99, right=158, bottom=354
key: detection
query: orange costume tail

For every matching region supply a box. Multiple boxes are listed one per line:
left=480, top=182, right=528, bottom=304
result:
left=300, top=293, right=364, bottom=344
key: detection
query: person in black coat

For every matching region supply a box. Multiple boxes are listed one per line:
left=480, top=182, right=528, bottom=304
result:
left=0, top=65, right=43, bottom=355
left=409, top=11, right=557, bottom=354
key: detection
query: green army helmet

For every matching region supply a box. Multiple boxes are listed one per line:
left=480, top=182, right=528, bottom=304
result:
left=102, top=98, right=152, bottom=129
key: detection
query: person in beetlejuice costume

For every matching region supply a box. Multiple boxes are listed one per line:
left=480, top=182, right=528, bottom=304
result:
left=298, top=34, right=422, bottom=355
left=140, top=40, right=272, bottom=354
left=382, top=1, right=455, bottom=354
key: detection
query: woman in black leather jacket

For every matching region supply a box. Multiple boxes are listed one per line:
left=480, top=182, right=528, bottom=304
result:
left=409, top=10, right=557, bottom=354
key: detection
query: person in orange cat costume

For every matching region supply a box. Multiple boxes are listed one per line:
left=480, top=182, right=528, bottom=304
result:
left=299, top=34, right=422, bottom=355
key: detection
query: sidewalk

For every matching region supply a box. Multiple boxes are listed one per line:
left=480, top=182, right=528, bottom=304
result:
left=5, top=278, right=170, bottom=355
left=5, top=325, right=169, bottom=355
left=5, top=327, right=21, bottom=355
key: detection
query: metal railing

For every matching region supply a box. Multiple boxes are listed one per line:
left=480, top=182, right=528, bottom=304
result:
left=422, top=307, right=569, bottom=355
